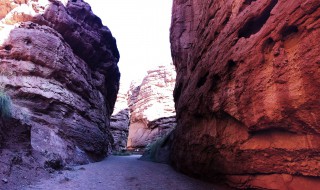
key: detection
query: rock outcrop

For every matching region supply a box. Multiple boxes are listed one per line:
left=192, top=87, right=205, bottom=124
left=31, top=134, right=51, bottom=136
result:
left=170, top=0, right=320, bottom=189
left=0, top=0, right=119, bottom=167
left=127, top=64, right=176, bottom=149
left=110, top=83, right=129, bottom=152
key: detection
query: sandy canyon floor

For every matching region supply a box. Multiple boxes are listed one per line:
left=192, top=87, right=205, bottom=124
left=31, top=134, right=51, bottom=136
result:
left=8, top=155, right=229, bottom=190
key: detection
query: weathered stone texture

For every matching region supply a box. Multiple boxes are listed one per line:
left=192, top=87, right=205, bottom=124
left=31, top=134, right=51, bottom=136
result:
left=0, top=0, right=119, bottom=165
left=110, top=83, right=129, bottom=152
left=170, top=0, right=320, bottom=189
left=127, top=64, right=176, bottom=149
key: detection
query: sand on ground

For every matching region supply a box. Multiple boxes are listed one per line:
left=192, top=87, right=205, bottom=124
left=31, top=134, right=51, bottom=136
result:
left=20, top=155, right=228, bottom=190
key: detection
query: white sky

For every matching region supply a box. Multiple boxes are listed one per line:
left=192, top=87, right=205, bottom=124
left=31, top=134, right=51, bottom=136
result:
left=85, top=0, right=173, bottom=89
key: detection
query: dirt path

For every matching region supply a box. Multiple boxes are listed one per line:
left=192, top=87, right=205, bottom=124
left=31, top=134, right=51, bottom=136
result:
left=20, top=155, right=227, bottom=190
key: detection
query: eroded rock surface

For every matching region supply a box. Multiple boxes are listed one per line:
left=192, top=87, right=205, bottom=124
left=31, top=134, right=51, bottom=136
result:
left=170, top=0, right=320, bottom=189
left=0, top=0, right=119, bottom=170
left=127, top=64, right=176, bottom=149
left=110, top=83, right=129, bottom=152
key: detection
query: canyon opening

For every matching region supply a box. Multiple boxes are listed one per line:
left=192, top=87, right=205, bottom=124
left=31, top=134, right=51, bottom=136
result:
left=0, top=0, right=320, bottom=190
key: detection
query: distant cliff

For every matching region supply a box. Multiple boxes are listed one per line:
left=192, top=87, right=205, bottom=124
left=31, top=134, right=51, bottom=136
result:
left=110, top=83, right=129, bottom=152
left=127, top=64, right=176, bottom=149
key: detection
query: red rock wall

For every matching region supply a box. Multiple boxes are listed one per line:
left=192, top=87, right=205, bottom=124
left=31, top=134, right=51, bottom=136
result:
left=0, top=0, right=119, bottom=164
left=170, top=0, right=320, bottom=189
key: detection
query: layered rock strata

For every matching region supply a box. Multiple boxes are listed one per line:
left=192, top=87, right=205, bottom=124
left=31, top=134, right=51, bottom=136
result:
left=170, top=0, right=320, bottom=189
left=127, top=64, right=176, bottom=149
left=110, top=83, right=129, bottom=152
left=0, top=0, right=119, bottom=166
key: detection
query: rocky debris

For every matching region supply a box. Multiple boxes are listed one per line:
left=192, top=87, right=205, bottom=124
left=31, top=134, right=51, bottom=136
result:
left=127, top=64, right=176, bottom=149
left=0, top=149, right=49, bottom=189
left=170, top=0, right=320, bottom=189
left=0, top=0, right=119, bottom=175
left=110, top=83, right=129, bottom=152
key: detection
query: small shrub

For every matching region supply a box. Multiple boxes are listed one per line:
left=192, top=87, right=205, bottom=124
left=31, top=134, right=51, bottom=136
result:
left=0, top=91, right=12, bottom=119
left=44, top=153, right=64, bottom=171
left=144, top=132, right=172, bottom=162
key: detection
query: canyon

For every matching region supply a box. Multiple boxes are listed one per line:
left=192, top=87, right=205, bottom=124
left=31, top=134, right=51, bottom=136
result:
left=170, top=0, right=320, bottom=189
left=0, top=0, right=320, bottom=189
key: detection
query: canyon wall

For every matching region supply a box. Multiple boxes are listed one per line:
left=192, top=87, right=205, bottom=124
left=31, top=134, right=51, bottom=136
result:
left=170, top=0, right=320, bottom=189
left=127, top=64, right=176, bottom=150
left=0, top=0, right=119, bottom=165
left=110, top=83, right=129, bottom=152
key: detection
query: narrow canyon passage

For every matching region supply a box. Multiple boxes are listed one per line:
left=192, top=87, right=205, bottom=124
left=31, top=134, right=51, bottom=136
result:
left=22, top=155, right=226, bottom=190
left=1, top=0, right=319, bottom=189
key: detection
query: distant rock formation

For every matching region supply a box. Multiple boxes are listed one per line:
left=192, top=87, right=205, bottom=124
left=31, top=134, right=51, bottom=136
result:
left=170, top=0, right=320, bottom=189
left=127, top=64, right=176, bottom=149
left=110, top=84, right=129, bottom=152
left=0, top=0, right=119, bottom=167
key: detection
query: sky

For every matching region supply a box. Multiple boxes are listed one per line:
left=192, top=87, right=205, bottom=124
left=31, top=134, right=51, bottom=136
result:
left=85, top=0, right=173, bottom=89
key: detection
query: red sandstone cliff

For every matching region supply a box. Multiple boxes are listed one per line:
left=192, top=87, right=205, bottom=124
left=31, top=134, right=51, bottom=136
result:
left=0, top=0, right=119, bottom=170
left=170, top=0, right=320, bottom=189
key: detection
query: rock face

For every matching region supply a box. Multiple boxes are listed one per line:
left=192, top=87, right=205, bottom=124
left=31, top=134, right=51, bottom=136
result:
left=170, top=0, right=320, bottom=189
left=110, top=84, right=129, bottom=152
left=127, top=64, right=176, bottom=149
left=0, top=0, right=119, bottom=165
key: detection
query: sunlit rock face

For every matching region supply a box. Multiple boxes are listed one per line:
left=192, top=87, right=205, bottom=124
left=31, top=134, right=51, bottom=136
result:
left=110, top=83, right=129, bottom=152
left=170, top=0, right=320, bottom=189
left=127, top=64, right=176, bottom=149
left=0, top=0, right=120, bottom=164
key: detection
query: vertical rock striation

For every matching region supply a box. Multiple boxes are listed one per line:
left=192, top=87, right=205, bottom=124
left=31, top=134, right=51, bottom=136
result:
left=110, top=83, right=129, bottom=152
left=0, top=0, right=119, bottom=165
left=127, top=64, right=176, bottom=150
left=170, top=0, right=320, bottom=189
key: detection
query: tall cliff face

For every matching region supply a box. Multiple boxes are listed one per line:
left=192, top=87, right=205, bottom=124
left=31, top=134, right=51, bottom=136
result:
left=127, top=64, right=176, bottom=149
left=0, top=0, right=119, bottom=164
left=110, top=83, right=129, bottom=152
left=171, top=0, right=320, bottom=189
